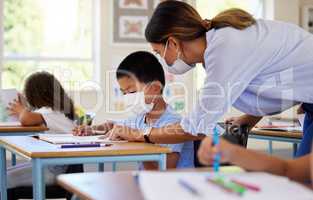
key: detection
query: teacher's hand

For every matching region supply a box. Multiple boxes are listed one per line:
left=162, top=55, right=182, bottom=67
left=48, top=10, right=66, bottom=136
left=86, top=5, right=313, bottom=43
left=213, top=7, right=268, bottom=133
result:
left=197, top=137, right=235, bottom=166
left=225, top=114, right=262, bottom=130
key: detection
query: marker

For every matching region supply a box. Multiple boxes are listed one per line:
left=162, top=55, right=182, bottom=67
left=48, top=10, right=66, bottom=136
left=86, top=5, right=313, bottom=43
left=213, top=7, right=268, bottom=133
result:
left=213, top=126, right=220, bottom=172
left=60, top=143, right=112, bottom=148
left=208, top=177, right=246, bottom=196
left=230, top=179, right=261, bottom=192
left=178, top=179, right=201, bottom=196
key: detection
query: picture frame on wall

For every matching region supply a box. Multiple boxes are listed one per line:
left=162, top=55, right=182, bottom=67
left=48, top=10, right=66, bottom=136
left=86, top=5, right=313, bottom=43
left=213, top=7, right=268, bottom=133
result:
left=119, top=16, right=148, bottom=39
left=112, top=0, right=188, bottom=45
left=302, top=5, right=313, bottom=34
left=119, top=0, right=148, bottom=10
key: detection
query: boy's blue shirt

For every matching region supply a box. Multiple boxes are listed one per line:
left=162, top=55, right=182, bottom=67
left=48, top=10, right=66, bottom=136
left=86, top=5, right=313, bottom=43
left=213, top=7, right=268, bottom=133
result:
left=115, top=105, right=194, bottom=168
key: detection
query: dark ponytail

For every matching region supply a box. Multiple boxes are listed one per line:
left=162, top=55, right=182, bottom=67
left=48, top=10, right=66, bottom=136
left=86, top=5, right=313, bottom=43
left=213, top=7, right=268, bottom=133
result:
left=145, top=0, right=256, bottom=43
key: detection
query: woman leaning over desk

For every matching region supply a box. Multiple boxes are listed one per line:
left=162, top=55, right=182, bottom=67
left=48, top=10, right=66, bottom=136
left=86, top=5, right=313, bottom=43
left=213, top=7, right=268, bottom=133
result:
left=108, top=1, right=313, bottom=159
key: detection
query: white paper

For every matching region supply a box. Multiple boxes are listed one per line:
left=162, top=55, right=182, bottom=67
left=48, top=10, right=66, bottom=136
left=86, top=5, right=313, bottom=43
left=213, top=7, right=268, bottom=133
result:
left=0, top=121, right=21, bottom=127
left=298, top=114, right=305, bottom=129
left=256, top=127, right=302, bottom=132
left=38, top=133, right=127, bottom=144
left=0, top=89, right=19, bottom=122
left=139, top=172, right=313, bottom=200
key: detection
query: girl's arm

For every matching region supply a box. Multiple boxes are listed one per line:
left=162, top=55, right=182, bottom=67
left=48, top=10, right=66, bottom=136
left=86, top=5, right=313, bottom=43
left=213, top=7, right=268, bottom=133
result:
left=198, top=137, right=311, bottom=183
left=7, top=97, right=45, bottom=126
left=19, top=110, right=45, bottom=126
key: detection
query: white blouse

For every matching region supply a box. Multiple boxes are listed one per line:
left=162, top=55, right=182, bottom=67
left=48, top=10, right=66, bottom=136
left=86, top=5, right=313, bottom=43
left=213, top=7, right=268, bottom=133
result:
left=181, top=19, right=313, bottom=135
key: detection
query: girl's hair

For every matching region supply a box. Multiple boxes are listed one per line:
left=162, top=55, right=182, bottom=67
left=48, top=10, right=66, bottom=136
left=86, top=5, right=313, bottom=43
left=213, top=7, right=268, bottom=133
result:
left=23, top=71, right=76, bottom=120
left=145, top=0, right=256, bottom=43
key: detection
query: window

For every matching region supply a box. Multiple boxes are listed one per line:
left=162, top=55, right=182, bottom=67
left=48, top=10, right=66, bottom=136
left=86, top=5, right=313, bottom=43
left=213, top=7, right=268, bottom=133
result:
left=0, top=0, right=99, bottom=90
left=195, top=0, right=264, bottom=89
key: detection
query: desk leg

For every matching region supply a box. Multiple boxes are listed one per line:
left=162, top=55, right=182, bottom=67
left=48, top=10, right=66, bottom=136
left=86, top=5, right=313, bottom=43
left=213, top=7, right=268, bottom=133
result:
left=293, top=143, right=298, bottom=157
left=11, top=153, right=16, bottom=166
left=0, top=147, right=7, bottom=200
left=112, top=162, right=117, bottom=172
left=98, top=163, right=105, bottom=172
left=32, top=159, right=45, bottom=200
left=268, top=141, right=273, bottom=154
left=158, top=154, right=167, bottom=171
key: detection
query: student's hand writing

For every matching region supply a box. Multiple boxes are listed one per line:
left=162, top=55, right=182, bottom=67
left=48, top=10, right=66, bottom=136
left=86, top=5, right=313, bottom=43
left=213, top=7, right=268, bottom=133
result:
left=7, top=94, right=26, bottom=117
left=72, top=125, right=95, bottom=136
left=197, top=136, right=235, bottom=166
left=105, top=124, right=144, bottom=142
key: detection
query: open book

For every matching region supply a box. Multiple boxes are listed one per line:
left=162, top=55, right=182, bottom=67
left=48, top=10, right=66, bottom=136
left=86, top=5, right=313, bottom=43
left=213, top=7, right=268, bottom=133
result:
left=38, top=134, right=127, bottom=144
left=0, top=89, right=19, bottom=123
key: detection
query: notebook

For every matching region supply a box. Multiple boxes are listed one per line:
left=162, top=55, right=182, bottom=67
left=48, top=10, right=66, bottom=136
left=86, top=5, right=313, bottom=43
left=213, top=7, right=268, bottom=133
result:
left=38, top=133, right=127, bottom=144
left=139, top=172, right=313, bottom=200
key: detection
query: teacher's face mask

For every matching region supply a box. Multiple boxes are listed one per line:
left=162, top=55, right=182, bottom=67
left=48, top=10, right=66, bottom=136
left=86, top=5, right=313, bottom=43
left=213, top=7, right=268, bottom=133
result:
left=158, top=40, right=195, bottom=75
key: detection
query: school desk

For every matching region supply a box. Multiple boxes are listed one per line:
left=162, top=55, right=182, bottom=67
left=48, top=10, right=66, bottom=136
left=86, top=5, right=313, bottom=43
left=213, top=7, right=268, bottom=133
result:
left=0, top=125, right=47, bottom=166
left=249, top=129, right=302, bottom=157
left=0, top=136, right=170, bottom=200
left=57, top=166, right=244, bottom=200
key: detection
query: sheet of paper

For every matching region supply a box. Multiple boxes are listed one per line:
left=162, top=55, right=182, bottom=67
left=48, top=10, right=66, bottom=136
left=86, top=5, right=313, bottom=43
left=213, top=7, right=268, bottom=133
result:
left=139, top=172, right=313, bottom=200
left=256, top=127, right=302, bottom=132
left=38, top=133, right=127, bottom=144
left=0, top=89, right=19, bottom=122
left=0, top=121, right=21, bottom=127
left=298, top=114, right=305, bottom=128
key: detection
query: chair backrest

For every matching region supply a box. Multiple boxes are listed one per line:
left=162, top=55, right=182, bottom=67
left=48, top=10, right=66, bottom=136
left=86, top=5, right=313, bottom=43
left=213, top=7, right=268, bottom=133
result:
left=194, top=123, right=249, bottom=167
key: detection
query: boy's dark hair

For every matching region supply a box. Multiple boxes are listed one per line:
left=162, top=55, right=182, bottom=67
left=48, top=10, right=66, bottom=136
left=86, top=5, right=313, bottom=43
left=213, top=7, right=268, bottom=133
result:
left=116, top=51, right=166, bottom=89
left=23, top=71, right=76, bottom=120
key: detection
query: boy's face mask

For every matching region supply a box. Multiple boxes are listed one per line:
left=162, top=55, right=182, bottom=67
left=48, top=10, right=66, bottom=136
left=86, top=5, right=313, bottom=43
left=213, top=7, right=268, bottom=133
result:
left=124, top=91, right=154, bottom=115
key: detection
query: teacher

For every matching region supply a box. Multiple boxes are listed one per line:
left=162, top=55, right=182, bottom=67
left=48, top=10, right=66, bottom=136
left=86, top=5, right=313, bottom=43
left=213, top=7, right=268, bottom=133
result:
left=109, top=0, right=313, bottom=157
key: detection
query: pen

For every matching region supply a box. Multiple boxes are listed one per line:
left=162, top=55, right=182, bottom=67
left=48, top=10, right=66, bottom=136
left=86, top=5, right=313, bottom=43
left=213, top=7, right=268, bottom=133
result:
left=213, top=126, right=220, bottom=172
left=60, top=143, right=112, bottom=148
left=178, top=179, right=201, bottom=196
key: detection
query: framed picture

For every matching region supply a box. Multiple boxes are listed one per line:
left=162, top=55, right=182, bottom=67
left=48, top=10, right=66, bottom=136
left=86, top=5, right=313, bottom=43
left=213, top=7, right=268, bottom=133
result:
left=112, top=0, right=188, bottom=44
left=119, top=0, right=148, bottom=10
left=119, top=16, right=148, bottom=39
left=302, top=5, right=313, bottom=34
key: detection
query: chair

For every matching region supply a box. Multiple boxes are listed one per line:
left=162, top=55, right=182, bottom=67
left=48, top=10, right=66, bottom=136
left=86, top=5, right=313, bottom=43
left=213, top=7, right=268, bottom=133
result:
left=194, top=123, right=249, bottom=167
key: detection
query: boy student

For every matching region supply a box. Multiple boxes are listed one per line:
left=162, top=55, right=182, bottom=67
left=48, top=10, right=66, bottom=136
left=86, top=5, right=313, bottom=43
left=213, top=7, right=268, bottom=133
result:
left=73, top=51, right=194, bottom=169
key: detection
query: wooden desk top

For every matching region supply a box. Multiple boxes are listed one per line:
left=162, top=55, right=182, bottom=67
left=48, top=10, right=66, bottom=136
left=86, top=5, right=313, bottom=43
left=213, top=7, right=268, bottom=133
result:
left=57, top=167, right=243, bottom=200
left=0, top=125, right=48, bottom=133
left=0, top=136, right=171, bottom=158
left=251, top=128, right=302, bottom=139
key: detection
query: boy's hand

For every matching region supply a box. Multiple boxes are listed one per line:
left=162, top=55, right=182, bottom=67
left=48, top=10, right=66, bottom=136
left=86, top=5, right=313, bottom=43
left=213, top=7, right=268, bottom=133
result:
left=197, top=136, right=235, bottom=166
left=105, top=124, right=144, bottom=142
left=7, top=94, right=26, bottom=117
left=73, top=125, right=95, bottom=136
